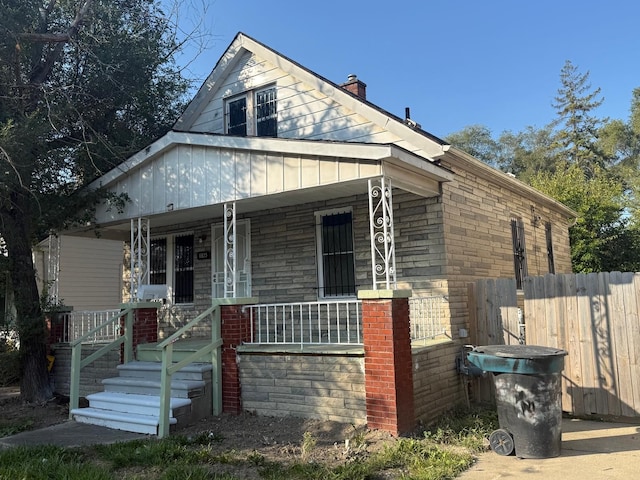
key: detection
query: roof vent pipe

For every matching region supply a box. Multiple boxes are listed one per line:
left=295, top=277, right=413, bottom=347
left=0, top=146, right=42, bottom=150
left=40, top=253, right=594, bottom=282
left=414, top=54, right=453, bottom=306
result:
left=404, top=107, right=421, bottom=129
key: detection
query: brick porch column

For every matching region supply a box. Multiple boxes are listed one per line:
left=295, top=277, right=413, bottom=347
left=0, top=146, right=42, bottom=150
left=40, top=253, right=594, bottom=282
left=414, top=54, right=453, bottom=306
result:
left=220, top=299, right=256, bottom=414
left=359, top=289, right=415, bottom=436
left=120, top=303, right=160, bottom=363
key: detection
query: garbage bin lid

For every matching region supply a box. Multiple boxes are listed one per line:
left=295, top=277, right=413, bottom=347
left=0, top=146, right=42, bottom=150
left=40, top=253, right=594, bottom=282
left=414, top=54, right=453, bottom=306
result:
left=473, top=345, right=567, bottom=359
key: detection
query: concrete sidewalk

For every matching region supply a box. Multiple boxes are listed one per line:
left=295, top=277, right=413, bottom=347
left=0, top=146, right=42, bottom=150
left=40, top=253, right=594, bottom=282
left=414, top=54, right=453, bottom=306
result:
left=0, top=421, right=148, bottom=449
left=459, top=418, right=640, bottom=480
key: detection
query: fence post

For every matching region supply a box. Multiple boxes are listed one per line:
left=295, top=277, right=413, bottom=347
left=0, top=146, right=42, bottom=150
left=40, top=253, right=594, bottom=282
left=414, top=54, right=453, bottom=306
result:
left=359, top=289, right=414, bottom=436
left=219, top=298, right=257, bottom=414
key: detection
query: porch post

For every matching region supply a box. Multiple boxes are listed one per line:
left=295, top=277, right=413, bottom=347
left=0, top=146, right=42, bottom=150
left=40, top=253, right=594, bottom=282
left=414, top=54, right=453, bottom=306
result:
left=219, top=298, right=256, bottom=414
left=359, top=289, right=414, bottom=436
left=130, top=218, right=150, bottom=300
left=223, top=202, right=237, bottom=298
left=368, top=177, right=397, bottom=290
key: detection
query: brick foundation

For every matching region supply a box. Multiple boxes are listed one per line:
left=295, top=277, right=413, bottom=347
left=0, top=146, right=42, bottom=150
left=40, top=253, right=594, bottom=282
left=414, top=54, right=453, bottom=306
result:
left=360, top=290, right=415, bottom=436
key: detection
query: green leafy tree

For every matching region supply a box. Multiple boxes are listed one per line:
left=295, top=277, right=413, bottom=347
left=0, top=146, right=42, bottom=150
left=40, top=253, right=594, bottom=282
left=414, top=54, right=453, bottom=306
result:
left=0, top=0, right=191, bottom=402
left=530, top=163, right=638, bottom=272
left=496, top=126, right=559, bottom=182
left=599, top=87, right=640, bottom=226
left=445, top=125, right=501, bottom=168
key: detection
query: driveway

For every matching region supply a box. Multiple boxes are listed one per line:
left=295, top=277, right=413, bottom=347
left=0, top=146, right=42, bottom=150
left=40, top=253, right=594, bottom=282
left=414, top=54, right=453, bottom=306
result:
left=459, top=419, right=640, bottom=479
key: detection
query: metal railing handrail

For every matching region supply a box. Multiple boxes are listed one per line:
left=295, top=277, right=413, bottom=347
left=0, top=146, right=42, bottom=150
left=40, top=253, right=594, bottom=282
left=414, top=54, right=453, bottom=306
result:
left=68, top=305, right=137, bottom=418
left=246, top=299, right=363, bottom=347
left=63, top=309, right=121, bottom=343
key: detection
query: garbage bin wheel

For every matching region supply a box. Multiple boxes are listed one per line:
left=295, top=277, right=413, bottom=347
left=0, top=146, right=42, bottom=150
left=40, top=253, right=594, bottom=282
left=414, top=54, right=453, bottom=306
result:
left=489, top=429, right=514, bottom=456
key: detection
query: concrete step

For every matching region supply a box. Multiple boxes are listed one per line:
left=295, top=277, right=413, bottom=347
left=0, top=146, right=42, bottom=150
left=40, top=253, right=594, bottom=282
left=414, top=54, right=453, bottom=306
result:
left=85, top=392, right=191, bottom=417
left=136, top=340, right=214, bottom=363
left=71, top=407, right=177, bottom=435
left=117, top=361, right=213, bottom=381
left=102, top=376, right=205, bottom=398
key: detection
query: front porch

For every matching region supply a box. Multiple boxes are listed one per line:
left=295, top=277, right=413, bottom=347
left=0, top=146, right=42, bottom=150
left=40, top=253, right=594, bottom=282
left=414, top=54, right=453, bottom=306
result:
left=50, top=294, right=459, bottom=437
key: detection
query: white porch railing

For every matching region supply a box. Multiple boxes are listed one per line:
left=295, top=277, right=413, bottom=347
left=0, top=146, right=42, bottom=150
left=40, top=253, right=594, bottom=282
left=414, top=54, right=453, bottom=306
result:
left=245, top=296, right=450, bottom=346
left=246, top=300, right=363, bottom=346
left=59, top=310, right=122, bottom=343
left=409, top=296, right=449, bottom=341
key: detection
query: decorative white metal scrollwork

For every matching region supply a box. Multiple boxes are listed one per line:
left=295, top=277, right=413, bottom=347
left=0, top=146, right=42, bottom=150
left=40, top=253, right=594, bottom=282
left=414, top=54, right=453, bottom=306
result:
left=368, top=178, right=396, bottom=289
left=131, top=217, right=150, bottom=300
left=224, top=202, right=237, bottom=298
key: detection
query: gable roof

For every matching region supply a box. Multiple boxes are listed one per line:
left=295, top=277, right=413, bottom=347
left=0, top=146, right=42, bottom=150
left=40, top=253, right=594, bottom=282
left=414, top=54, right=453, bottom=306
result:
left=174, top=32, right=451, bottom=159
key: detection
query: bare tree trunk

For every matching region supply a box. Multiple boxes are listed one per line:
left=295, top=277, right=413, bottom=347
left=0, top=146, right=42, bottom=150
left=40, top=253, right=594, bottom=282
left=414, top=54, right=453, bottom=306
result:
left=3, top=192, right=52, bottom=403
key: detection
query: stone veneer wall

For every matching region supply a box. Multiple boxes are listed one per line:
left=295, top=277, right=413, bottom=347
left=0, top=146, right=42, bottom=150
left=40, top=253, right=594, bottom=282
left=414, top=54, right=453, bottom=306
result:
left=238, top=352, right=366, bottom=424
left=50, top=343, right=120, bottom=397
left=438, top=151, right=574, bottom=341
left=412, top=341, right=466, bottom=425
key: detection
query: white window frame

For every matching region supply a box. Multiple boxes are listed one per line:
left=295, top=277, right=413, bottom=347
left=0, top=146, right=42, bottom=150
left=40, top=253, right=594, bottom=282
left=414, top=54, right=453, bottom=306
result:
left=315, top=207, right=356, bottom=299
left=224, top=84, right=277, bottom=137
left=149, top=232, right=194, bottom=305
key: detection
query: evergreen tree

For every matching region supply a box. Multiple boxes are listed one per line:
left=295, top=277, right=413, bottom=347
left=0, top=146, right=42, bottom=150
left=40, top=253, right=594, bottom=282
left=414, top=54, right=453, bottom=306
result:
left=552, top=60, right=607, bottom=177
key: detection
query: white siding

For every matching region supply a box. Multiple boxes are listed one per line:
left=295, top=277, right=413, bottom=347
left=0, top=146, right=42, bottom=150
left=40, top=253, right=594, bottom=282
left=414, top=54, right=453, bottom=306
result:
left=96, top=145, right=382, bottom=223
left=57, top=236, right=123, bottom=311
left=189, top=51, right=400, bottom=145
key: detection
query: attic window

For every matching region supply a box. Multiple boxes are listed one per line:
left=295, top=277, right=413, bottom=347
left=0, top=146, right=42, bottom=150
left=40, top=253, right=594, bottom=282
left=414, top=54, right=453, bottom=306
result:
left=227, top=96, right=247, bottom=136
left=225, top=85, right=277, bottom=137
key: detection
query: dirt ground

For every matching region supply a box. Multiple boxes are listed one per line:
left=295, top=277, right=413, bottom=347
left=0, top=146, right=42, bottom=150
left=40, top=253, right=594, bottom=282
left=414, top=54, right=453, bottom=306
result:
left=0, top=386, right=399, bottom=470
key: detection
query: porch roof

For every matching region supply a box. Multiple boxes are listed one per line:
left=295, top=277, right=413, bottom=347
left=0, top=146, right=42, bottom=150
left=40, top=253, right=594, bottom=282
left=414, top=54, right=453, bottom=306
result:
left=80, top=132, right=452, bottom=239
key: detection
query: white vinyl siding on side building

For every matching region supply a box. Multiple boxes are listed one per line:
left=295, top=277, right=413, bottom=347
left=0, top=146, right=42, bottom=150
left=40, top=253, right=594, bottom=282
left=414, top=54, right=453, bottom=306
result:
left=54, top=236, right=124, bottom=311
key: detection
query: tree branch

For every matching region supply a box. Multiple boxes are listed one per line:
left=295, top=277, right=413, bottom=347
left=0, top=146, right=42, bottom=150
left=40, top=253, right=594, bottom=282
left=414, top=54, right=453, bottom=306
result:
left=29, top=0, right=94, bottom=86
left=19, top=32, right=71, bottom=43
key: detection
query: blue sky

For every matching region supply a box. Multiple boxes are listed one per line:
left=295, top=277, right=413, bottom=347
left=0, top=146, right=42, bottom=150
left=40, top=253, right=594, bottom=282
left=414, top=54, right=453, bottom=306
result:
left=174, top=0, right=640, bottom=139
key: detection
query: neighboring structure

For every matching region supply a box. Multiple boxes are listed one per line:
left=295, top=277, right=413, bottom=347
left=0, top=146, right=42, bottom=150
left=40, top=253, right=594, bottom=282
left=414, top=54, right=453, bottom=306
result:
left=54, top=32, right=575, bottom=433
left=34, top=235, right=124, bottom=311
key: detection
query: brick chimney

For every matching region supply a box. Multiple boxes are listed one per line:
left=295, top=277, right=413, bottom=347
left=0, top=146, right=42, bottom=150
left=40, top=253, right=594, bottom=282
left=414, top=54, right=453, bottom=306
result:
left=341, top=74, right=367, bottom=100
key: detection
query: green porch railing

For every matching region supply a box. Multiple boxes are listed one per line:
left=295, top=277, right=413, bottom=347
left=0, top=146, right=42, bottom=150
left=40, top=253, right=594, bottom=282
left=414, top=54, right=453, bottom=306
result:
left=156, top=300, right=222, bottom=439
left=68, top=304, right=159, bottom=418
left=155, top=297, right=257, bottom=438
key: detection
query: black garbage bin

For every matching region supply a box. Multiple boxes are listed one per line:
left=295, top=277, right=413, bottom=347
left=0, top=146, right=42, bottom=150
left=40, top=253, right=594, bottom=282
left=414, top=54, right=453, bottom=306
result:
left=466, top=345, right=568, bottom=459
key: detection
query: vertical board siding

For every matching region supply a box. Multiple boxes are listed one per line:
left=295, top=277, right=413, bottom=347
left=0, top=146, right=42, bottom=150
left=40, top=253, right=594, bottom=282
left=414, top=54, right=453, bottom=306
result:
left=104, top=145, right=382, bottom=220
left=472, top=272, right=640, bottom=418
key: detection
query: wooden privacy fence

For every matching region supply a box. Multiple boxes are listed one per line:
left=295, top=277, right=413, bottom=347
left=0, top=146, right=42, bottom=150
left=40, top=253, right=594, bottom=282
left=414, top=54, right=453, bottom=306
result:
left=469, top=272, right=640, bottom=419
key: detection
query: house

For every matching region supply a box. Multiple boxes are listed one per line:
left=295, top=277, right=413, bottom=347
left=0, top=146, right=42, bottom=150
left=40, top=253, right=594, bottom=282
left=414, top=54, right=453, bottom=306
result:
left=55, top=32, right=575, bottom=436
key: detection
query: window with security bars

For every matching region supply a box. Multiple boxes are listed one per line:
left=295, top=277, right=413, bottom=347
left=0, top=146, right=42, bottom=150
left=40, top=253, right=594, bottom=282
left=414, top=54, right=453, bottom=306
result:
left=225, top=86, right=277, bottom=137
left=149, top=238, right=167, bottom=285
left=511, top=218, right=528, bottom=289
left=174, top=235, right=194, bottom=303
left=227, top=96, right=247, bottom=136
left=545, top=222, right=555, bottom=274
left=317, top=211, right=356, bottom=297
left=149, top=234, right=194, bottom=304
left=256, top=87, right=277, bottom=137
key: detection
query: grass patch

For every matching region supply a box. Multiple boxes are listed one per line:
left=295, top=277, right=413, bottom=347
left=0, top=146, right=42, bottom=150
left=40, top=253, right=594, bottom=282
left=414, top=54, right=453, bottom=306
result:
left=0, top=418, right=34, bottom=437
left=0, top=407, right=498, bottom=479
